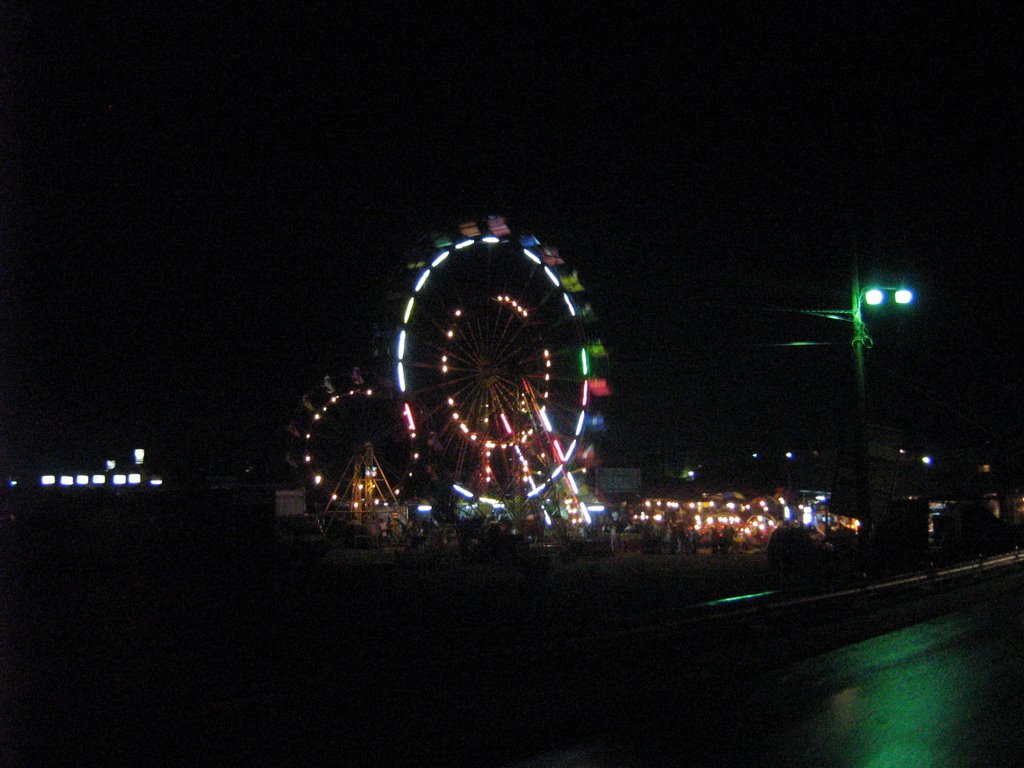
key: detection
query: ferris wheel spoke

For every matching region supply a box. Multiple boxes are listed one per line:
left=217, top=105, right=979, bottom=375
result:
left=442, top=336, right=481, bottom=365
left=468, top=316, right=491, bottom=361
left=495, top=301, right=537, bottom=346
left=439, top=366, right=492, bottom=387
left=439, top=371, right=485, bottom=393
left=485, top=379, right=516, bottom=414
left=491, top=380, right=525, bottom=422
left=438, top=357, right=487, bottom=374
left=488, top=328, right=537, bottom=370
left=491, top=303, right=522, bottom=351
left=416, top=334, right=452, bottom=354
left=458, top=378, right=493, bottom=417
left=412, top=370, right=480, bottom=395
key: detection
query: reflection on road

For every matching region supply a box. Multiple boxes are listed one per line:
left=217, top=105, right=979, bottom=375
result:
left=779, top=619, right=989, bottom=767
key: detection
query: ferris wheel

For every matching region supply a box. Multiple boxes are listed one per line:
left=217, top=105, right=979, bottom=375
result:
left=286, top=370, right=409, bottom=519
left=392, top=216, right=607, bottom=515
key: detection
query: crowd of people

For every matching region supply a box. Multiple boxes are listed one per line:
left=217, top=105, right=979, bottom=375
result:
left=607, top=521, right=744, bottom=556
left=348, top=509, right=785, bottom=564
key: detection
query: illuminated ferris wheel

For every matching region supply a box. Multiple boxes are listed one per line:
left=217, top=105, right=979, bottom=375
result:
left=286, top=371, right=408, bottom=519
left=392, top=216, right=607, bottom=514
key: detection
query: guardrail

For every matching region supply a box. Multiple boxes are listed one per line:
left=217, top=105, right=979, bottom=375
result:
left=685, top=548, right=1024, bottom=625
left=495, top=549, right=1024, bottom=655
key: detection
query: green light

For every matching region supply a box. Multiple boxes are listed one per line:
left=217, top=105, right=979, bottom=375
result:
left=701, top=590, right=776, bottom=607
left=864, top=289, right=885, bottom=305
left=580, top=347, right=589, bottom=376
left=894, top=289, right=913, bottom=304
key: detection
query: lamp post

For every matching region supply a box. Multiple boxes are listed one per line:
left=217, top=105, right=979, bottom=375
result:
left=754, top=273, right=915, bottom=565
left=850, top=269, right=873, bottom=557
left=849, top=269, right=914, bottom=559
left=791, top=271, right=914, bottom=555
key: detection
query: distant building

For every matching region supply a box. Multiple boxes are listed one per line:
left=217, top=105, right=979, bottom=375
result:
left=596, top=467, right=641, bottom=496
left=35, top=448, right=163, bottom=491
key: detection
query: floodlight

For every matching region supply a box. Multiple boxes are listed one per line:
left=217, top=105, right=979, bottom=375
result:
left=864, top=289, right=885, bottom=305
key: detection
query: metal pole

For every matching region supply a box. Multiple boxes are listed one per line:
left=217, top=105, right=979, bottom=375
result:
left=851, top=260, right=873, bottom=568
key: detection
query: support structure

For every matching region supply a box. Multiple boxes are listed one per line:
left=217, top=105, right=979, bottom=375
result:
left=324, top=442, right=401, bottom=529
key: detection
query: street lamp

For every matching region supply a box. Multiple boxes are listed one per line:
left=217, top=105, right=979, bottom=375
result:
left=850, top=273, right=914, bottom=556
left=790, top=273, right=914, bottom=549
left=754, top=275, right=915, bottom=560
left=851, top=280, right=915, bottom=427
left=863, top=288, right=914, bottom=307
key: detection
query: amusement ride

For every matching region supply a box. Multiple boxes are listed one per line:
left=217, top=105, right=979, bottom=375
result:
left=287, top=215, right=609, bottom=537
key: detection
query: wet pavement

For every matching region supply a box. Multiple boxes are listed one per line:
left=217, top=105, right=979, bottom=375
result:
left=504, top=572, right=1024, bottom=768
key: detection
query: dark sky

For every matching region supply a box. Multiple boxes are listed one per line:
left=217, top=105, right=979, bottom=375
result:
left=2, top=4, right=1022, bottom=482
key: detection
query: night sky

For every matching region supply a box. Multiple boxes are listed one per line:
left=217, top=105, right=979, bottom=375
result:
left=2, top=5, right=1022, bottom=484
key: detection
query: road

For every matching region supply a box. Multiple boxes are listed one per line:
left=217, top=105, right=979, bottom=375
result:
left=503, top=570, right=1024, bottom=768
